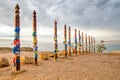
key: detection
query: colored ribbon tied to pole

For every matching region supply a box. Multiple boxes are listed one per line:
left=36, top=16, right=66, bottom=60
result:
left=12, top=27, right=20, bottom=54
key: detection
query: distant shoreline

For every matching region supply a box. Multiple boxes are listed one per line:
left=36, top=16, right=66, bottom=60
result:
left=0, top=47, right=120, bottom=54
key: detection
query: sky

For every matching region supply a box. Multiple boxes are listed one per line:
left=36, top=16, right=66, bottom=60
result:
left=0, top=0, right=120, bottom=43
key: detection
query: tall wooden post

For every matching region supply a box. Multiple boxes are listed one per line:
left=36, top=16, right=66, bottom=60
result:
left=94, top=37, right=96, bottom=53
left=78, top=30, right=81, bottom=54
left=64, top=24, right=67, bottom=58
left=68, top=26, right=71, bottom=56
left=85, top=34, right=87, bottom=53
left=13, top=4, right=20, bottom=71
left=33, top=10, right=38, bottom=64
left=88, top=35, right=90, bottom=53
left=54, top=20, right=58, bottom=61
left=82, top=32, right=84, bottom=53
left=74, top=29, right=77, bottom=56
left=91, top=36, right=93, bottom=53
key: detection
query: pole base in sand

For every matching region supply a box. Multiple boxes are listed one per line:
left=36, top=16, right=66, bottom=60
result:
left=11, top=69, right=26, bottom=75
left=54, top=54, right=57, bottom=61
left=54, top=59, right=58, bottom=62
left=64, top=56, right=68, bottom=58
left=34, top=64, right=40, bottom=66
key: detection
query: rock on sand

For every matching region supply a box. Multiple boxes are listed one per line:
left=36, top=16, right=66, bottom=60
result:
left=21, top=56, right=33, bottom=64
left=0, top=57, right=9, bottom=67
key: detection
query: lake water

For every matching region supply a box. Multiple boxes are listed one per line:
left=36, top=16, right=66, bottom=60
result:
left=0, top=39, right=120, bottom=52
left=104, top=42, right=120, bottom=52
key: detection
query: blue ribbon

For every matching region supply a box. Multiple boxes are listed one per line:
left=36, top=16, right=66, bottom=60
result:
left=34, top=48, right=38, bottom=51
left=33, top=32, right=36, bottom=36
left=65, top=44, right=67, bottom=47
left=75, top=38, right=77, bottom=43
left=34, top=54, right=38, bottom=58
left=55, top=34, right=57, bottom=37
left=12, top=47, right=20, bottom=54
left=54, top=49, right=57, bottom=53
left=16, top=59, right=20, bottom=63
left=14, top=27, right=20, bottom=32
left=68, top=41, right=71, bottom=44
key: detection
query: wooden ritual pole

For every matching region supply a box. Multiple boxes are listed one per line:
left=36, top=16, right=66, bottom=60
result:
left=13, top=4, right=20, bottom=71
left=82, top=32, right=84, bottom=53
left=74, top=29, right=77, bottom=56
left=88, top=35, right=90, bottom=53
left=68, top=26, right=71, bottom=56
left=78, top=30, right=81, bottom=54
left=54, top=20, right=58, bottom=61
left=94, top=37, right=96, bottom=53
left=33, top=10, right=38, bottom=65
left=91, top=36, right=93, bottom=53
left=85, top=34, right=87, bottom=53
left=64, top=24, right=67, bottom=58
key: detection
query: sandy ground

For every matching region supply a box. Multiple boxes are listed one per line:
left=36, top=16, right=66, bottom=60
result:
left=0, top=52, right=120, bottom=80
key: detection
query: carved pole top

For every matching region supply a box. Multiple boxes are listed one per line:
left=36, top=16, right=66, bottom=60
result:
left=82, top=32, right=83, bottom=34
left=69, top=26, right=70, bottom=30
left=54, top=20, right=57, bottom=24
left=75, top=29, right=77, bottom=32
left=33, top=10, right=36, bottom=14
left=94, top=37, right=95, bottom=42
left=15, top=4, right=20, bottom=13
left=54, top=20, right=57, bottom=27
left=64, top=24, right=66, bottom=28
left=33, top=10, right=36, bottom=19
left=15, top=4, right=20, bottom=9
left=75, top=29, right=77, bottom=34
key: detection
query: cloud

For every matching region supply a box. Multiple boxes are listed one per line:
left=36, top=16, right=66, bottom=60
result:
left=0, top=0, right=120, bottom=42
